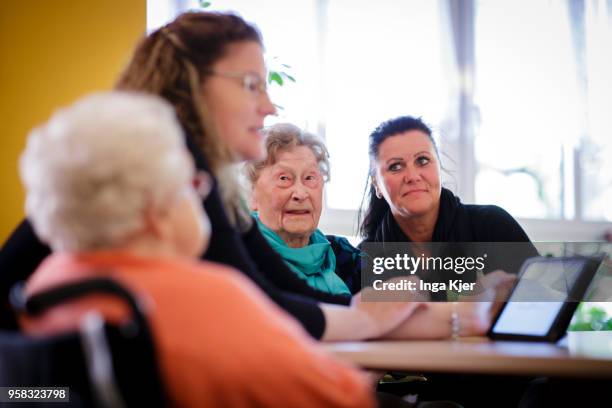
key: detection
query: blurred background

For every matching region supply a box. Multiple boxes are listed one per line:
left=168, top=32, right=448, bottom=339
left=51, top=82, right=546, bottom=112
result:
left=150, top=0, right=612, bottom=241
left=1, top=0, right=611, bottom=243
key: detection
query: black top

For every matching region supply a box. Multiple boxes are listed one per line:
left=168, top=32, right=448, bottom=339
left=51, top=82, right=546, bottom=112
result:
left=0, top=220, right=50, bottom=329
left=360, top=188, right=539, bottom=298
left=0, top=134, right=351, bottom=338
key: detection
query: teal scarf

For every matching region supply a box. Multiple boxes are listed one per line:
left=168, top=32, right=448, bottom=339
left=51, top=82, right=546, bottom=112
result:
left=253, top=213, right=351, bottom=296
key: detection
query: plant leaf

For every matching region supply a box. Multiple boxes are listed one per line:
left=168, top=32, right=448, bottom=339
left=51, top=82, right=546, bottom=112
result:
left=199, top=1, right=211, bottom=8
left=281, top=72, right=296, bottom=82
left=269, top=71, right=284, bottom=86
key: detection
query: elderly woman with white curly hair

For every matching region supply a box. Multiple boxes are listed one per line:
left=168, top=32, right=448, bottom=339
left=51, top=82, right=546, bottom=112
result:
left=245, top=123, right=362, bottom=296
left=18, top=92, right=377, bottom=408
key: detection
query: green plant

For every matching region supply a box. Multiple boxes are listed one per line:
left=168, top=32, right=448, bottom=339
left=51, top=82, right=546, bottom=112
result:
left=568, top=303, right=612, bottom=331
left=268, top=60, right=296, bottom=87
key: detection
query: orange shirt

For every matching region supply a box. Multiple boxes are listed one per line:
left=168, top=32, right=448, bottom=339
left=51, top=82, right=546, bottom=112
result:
left=23, top=251, right=375, bottom=408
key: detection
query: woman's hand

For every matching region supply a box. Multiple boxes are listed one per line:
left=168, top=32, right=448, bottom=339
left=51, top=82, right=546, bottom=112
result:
left=453, top=301, right=491, bottom=337
left=473, top=270, right=516, bottom=299
left=459, top=270, right=516, bottom=319
left=381, top=300, right=492, bottom=340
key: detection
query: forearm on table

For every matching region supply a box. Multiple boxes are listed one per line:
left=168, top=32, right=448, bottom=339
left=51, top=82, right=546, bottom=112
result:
left=383, top=302, right=452, bottom=340
left=319, top=304, right=373, bottom=342
left=319, top=301, right=424, bottom=342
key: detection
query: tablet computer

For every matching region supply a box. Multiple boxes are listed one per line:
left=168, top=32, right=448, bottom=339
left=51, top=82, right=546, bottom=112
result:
left=488, top=256, right=602, bottom=342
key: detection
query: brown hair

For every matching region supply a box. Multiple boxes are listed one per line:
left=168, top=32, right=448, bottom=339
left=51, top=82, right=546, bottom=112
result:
left=115, top=11, right=262, bottom=228
left=245, top=123, right=330, bottom=185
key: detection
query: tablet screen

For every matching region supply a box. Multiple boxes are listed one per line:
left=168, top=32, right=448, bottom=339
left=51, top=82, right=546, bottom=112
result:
left=492, top=302, right=564, bottom=336
left=491, top=258, right=586, bottom=336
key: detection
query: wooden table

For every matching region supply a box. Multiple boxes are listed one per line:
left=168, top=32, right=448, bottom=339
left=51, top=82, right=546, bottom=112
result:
left=323, top=331, right=612, bottom=379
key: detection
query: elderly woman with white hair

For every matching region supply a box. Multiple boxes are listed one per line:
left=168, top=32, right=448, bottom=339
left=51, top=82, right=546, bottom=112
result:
left=246, top=123, right=361, bottom=296
left=18, top=92, right=376, bottom=408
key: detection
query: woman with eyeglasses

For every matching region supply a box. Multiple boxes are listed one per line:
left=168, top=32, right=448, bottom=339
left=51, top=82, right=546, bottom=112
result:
left=1, top=12, right=422, bottom=342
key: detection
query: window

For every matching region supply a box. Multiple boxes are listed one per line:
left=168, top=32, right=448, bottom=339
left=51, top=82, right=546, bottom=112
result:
left=321, top=0, right=448, bottom=210
left=148, top=0, right=612, bottom=240
left=581, top=0, right=612, bottom=221
left=475, top=0, right=612, bottom=222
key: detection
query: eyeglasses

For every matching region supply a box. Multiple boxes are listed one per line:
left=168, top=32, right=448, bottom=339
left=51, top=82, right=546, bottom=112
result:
left=192, top=170, right=213, bottom=200
left=206, top=70, right=268, bottom=96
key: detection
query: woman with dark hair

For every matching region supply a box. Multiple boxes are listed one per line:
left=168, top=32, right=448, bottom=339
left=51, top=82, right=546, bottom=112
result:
left=360, top=115, right=533, bottom=245
left=357, top=116, right=541, bottom=407
left=358, top=115, right=538, bottom=299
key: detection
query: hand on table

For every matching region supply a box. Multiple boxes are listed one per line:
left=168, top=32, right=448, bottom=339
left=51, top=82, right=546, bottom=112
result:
left=453, top=301, right=492, bottom=336
left=458, top=270, right=516, bottom=321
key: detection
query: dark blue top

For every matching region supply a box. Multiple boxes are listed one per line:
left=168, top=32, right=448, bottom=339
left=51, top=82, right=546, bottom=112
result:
left=326, top=235, right=362, bottom=295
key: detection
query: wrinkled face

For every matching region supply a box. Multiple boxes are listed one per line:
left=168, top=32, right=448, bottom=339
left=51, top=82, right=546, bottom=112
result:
left=251, top=146, right=324, bottom=244
left=201, top=41, right=276, bottom=161
left=373, top=130, right=442, bottom=219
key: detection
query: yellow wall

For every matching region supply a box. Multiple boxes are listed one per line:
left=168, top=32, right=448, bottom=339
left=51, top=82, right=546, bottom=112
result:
left=0, top=0, right=146, bottom=242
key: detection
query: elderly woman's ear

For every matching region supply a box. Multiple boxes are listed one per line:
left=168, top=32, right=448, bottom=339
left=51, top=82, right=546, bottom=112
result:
left=143, top=203, right=174, bottom=239
left=249, top=195, right=259, bottom=211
